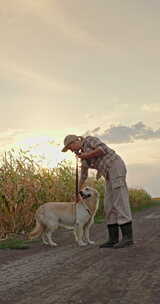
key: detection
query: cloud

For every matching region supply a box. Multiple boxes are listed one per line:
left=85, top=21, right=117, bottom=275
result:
left=84, top=121, right=160, bottom=143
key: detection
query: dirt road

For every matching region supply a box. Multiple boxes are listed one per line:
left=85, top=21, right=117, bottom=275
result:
left=1, top=205, right=160, bottom=304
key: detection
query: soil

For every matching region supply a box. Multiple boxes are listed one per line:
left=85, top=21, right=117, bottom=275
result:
left=1, top=205, right=160, bottom=304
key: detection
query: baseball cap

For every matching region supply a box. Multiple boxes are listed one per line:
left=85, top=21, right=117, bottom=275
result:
left=61, top=134, right=79, bottom=152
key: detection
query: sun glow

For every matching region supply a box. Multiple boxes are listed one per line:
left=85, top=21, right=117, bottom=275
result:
left=13, top=134, right=74, bottom=168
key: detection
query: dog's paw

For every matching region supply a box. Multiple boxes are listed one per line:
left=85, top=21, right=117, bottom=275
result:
left=78, top=241, right=87, bottom=246
left=42, top=240, right=49, bottom=245
left=88, top=240, right=95, bottom=245
left=49, top=242, right=58, bottom=247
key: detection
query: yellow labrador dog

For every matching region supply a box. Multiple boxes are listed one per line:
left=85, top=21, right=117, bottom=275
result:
left=29, top=187, right=99, bottom=246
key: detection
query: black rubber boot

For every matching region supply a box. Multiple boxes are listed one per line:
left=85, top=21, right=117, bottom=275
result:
left=114, top=221, right=133, bottom=249
left=99, top=224, right=119, bottom=248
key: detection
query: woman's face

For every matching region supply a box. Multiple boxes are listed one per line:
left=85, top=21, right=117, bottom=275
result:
left=69, top=140, right=81, bottom=153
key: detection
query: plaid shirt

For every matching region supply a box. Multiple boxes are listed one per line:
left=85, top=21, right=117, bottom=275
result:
left=79, top=136, right=118, bottom=186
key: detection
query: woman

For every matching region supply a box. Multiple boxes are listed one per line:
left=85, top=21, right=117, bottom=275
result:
left=62, top=134, right=133, bottom=249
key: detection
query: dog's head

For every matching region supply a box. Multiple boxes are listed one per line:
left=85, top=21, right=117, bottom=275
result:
left=79, top=186, right=99, bottom=200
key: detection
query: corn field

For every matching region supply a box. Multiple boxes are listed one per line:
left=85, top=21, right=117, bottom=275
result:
left=0, top=149, right=152, bottom=239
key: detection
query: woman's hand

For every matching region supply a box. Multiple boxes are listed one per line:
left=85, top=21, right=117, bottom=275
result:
left=76, top=148, right=105, bottom=160
left=77, top=152, right=88, bottom=160
left=72, top=193, right=82, bottom=203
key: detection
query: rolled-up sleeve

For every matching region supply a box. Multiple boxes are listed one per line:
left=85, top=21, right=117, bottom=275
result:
left=86, top=136, right=107, bottom=153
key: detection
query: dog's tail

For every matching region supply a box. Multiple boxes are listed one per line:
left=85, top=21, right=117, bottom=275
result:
left=29, top=219, right=44, bottom=240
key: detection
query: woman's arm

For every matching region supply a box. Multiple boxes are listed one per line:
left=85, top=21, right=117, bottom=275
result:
left=78, top=147, right=105, bottom=160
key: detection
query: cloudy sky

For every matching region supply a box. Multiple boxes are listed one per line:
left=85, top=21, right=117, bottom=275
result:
left=1, top=0, right=160, bottom=196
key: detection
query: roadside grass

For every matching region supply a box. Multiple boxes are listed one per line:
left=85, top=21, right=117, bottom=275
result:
left=131, top=198, right=160, bottom=213
left=0, top=237, right=41, bottom=249
left=94, top=215, right=105, bottom=224
left=0, top=238, right=30, bottom=249
left=95, top=198, right=160, bottom=224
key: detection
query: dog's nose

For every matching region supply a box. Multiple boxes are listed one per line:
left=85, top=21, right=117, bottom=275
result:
left=79, top=191, right=83, bottom=196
